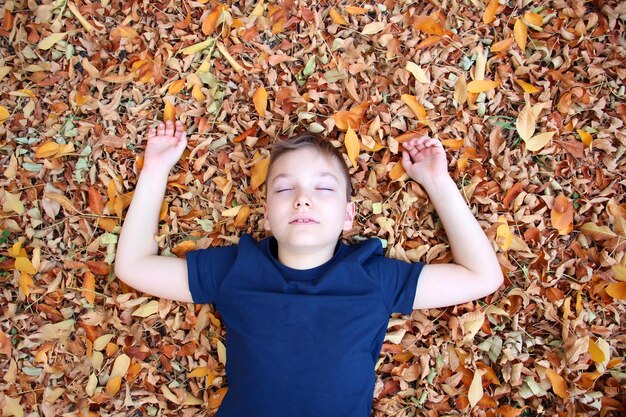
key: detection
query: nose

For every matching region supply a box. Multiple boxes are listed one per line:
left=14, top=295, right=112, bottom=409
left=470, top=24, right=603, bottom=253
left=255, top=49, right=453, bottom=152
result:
left=294, top=192, right=312, bottom=208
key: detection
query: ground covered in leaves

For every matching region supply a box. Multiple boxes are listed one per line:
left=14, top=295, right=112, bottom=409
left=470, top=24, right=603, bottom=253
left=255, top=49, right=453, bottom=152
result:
left=1, top=0, right=625, bottom=416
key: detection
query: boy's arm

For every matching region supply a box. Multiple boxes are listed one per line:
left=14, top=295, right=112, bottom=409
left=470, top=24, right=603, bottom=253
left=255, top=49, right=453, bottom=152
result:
left=114, top=121, right=193, bottom=303
left=401, top=137, right=504, bottom=309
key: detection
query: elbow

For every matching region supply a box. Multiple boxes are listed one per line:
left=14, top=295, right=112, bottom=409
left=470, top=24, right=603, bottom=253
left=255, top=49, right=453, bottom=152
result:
left=488, top=271, right=504, bottom=294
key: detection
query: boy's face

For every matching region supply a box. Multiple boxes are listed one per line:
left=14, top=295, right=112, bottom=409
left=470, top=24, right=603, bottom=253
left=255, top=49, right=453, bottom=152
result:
left=264, top=147, right=355, bottom=255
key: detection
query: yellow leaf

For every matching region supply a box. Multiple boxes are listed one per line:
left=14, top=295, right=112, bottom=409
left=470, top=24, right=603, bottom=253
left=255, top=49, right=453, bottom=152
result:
left=105, top=376, right=122, bottom=396
left=163, top=100, right=176, bottom=122
left=468, top=369, right=486, bottom=407
left=216, top=42, right=244, bottom=73
left=612, top=264, right=626, bottom=282
left=3, top=191, right=24, bottom=214
left=56, top=143, right=75, bottom=158
left=525, top=131, right=556, bottom=152
left=483, top=0, right=499, bottom=24
left=406, top=62, right=429, bottom=83
left=35, top=141, right=60, bottom=158
left=515, top=103, right=536, bottom=141
left=188, top=367, right=210, bottom=378
left=110, top=353, right=131, bottom=378
left=454, top=74, right=467, bottom=105
left=514, top=19, right=527, bottom=52
left=545, top=368, right=569, bottom=399
left=496, top=216, right=512, bottom=251
left=183, top=392, right=204, bottom=406
left=132, top=300, right=159, bottom=317
left=217, top=339, right=227, bottom=365
left=400, top=94, right=427, bottom=123
left=250, top=157, right=270, bottom=190
left=221, top=206, right=242, bottom=217
left=68, top=2, right=97, bottom=33
left=167, top=79, right=186, bottom=95
left=329, top=8, right=348, bottom=25
left=0, top=105, right=10, bottom=122
left=253, top=86, right=268, bottom=117
left=389, top=161, right=406, bottom=181
left=18, top=273, right=34, bottom=297
left=250, top=0, right=265, bottom=16
left=15, top=257, right=36, bottom=274
left=588, top=338, right=606, bottom=363
left=192, top=84, right=205, bottom=101
left=606, top=282, right=626, bottom=300
left=181, top=38, right=214, bottom=55
left=9, top=239, right=25, bottom=258
left=577, top=129, right=593, bottom=148
left=362, top=21, right=385, bottom=35
left=2, top=395, right=24, bottom=417
left=466, top=79, right=500, bottom=93
left=9, top=89, right=36, bottom=98
left=515, top=79, right=539, bottom=94
left=345, top=125, right=360, bottom=168
left=37, top=32, right=67, bottom=50
left=491, top=37, right=513, bottom=53
left=93, top=334, right=115, bottom=351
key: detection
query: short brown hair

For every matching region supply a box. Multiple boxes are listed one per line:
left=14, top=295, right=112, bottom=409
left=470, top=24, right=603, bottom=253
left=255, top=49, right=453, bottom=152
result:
left=267, top=132, right=352, bottom=200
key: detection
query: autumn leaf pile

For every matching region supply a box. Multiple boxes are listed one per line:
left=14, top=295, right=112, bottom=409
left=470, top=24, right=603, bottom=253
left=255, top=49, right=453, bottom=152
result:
left=1, top=0, right=625, bottom=416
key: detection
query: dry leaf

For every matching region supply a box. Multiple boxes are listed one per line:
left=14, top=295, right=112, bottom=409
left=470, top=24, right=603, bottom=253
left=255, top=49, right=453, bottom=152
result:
left=454, top=74, right=468, bottom=105
left=163, top=100, right=176, bottom=122
left=516, top=103, right=536, bottom=141
left=253, top=86, right=268, bottom=117
left=362, top=22, right=385, bottom=35
left=468, top=369, right=486, bottom=407
left=406, top=62, right=429, bottom=83
left=483, top=0, right=499, bottom=24
left=37, top=32, right=67, bottom=50
left=515, top=79, right=539, bottom=94
left=467, top=80, right=500, bottom=93
left=329, top=8, right=348, bottom=25
left=514, top=19, right=528, bottom=52
left=345, top=126, right=360, bottom=168
left=525, top=131, right=556, bottom=152
left=491, top=37, right=514, bottom=53
left=545, top=368, right=569, bottom=399
left=551, top=194, right=574, bottom=235
left=250, top=157, right=270, bottom=190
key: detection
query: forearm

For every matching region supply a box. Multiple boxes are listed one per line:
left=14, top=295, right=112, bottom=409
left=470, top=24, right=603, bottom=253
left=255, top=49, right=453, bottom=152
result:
left=115, top=168, right=169, bottom=270
left=421, top=176, right=502, bottom=280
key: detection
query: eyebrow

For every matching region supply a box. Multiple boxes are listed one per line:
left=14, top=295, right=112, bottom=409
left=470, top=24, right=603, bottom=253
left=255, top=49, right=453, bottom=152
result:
left=271, top=172, right=340, bottom=184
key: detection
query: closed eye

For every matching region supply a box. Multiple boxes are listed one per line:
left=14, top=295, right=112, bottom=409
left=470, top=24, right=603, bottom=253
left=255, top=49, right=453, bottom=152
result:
left=276, top=189, right=292, bottom=193
left=316, top=188, right=334, bottom=191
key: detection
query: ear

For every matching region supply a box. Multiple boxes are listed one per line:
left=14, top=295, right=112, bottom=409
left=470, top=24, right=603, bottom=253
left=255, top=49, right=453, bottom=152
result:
left=263, top=203, right=271, bottom=231
left=343, top=201, right=356, bottom=230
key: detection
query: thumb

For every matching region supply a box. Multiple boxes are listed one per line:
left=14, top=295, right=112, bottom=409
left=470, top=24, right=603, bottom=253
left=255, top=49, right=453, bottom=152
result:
left=401, top=150, right=412, bottom=171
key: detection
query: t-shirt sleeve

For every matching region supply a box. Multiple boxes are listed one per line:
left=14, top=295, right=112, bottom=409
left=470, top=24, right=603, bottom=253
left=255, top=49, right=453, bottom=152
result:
left=185, top=245, right=237, bottom=304
left=364, top=248, right=424, bottom=315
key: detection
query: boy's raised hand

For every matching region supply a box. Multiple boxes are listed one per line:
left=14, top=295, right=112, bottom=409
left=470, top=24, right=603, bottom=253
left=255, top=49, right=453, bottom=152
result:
left=144, top=120, right=187, bottom=173
left=401, top=137, right=449, bottom=187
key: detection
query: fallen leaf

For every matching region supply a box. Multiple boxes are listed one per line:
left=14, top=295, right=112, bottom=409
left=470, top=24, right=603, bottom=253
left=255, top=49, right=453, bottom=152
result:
left=406, top=62, right=429, bottom=83
left=525, top=131, right=556, bottom=152
left=163, top=100, right=176, bottom=122
left=545, top=368, right=569, bottom=399
left=345, top=125, right=360, bottom=168
left=253, top=86, right=268, bottom=117
left=37, top=32, right=67, bottom=50
left=514, top=19, right=528, bottom=52
left=467, top=80, right=500, bottom=93
left=329, top=8, right=348, bottom=25
left=551, top=194, right=574, bottom=235
left=362, top=22, right=385, bottom=35
left=483, top=0, right=499, bottom=24
left=516, top=103, right=536, bottom=141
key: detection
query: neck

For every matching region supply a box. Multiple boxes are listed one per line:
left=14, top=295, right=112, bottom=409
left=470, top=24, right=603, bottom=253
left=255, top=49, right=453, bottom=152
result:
left=277, top=244, right=336, bottom=270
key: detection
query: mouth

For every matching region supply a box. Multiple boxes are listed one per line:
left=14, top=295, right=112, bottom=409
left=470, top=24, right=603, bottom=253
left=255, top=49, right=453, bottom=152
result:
left=289, top=216, right=319, bottom=225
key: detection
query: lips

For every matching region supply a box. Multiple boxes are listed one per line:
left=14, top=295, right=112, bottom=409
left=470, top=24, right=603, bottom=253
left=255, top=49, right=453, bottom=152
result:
left=289, top=214, right=319, bottom=224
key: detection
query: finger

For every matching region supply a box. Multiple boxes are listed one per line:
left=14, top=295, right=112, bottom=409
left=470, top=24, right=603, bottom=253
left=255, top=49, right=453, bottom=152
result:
left=165, top=120, right=175, bottom=136
left=174, top=121, right=185, bottom=138
left=177, top=132, right=188, bottom=151
left=156, top=122, right=165, bottom=136
left=148, top=127, right=157, bottom=138
left=401, top=150, right=412, bottom=170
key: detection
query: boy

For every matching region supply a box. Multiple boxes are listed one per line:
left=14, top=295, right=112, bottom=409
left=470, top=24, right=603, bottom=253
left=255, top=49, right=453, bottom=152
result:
left=115, top=120, right=503, bottom=416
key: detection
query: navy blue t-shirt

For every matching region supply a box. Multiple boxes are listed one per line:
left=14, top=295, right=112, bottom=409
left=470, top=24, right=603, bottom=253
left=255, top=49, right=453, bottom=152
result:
left=186, top=234, right=423, bottom=417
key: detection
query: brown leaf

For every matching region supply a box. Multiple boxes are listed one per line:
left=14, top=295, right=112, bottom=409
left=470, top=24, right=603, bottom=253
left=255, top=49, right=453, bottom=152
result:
left=88, top=186, right=104, bottom=215
left=551, top=194, right=574, bottom=235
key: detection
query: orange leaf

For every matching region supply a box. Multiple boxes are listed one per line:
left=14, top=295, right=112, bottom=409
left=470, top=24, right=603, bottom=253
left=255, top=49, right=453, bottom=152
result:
left=523, top=11, right=543, bottom=27
left=192, top=84, right=205, bottom=101
left=551, top=194, right=574, bottom=235
left=105, top=376, right=122, bottom=396
left=400, top=94, right=427, bottom=123
left=97, top=218, right=118, bottom=232
left=234, top=205, right=251, bottom=229
left=329, top=8, right=348, bottom=25
left=188, top=367, right=209, bottom=378
left=395, top=130, right=426, bottom=143
left=163, top=100, right=176, bottom=122
left=496, top=216, right=512, bottom=251
left=331, top=101, right=370, bottom=131
left=497, top=405, right=525, bottom=417
left=606, top=282, right=626, bottom=300
left=202, top=7, right=221, bottom=35
left=440, top=139, right=464, bottom=150
left=253, top=86, right=268, bottom=117
left=88, top=186, right=104, bottom=215
left=18, top=272, right=34, bottom=296
left=467, top=80, right=500, bottom=93
left=412, top=15, right=443, bottom=35
left=35, top=141, right=61, bottom=158
left=250, top=157, right=270, bottom=190
left=82, top=271, right=96, bottom=304
left=545, top=368, right=569, bottom=399
left=491, top=37, right=513, bottom=53
left=415, top=35, right=441, bottom=49
left=344, top=125, right=360, bottom=168
left=167, top=79, right=186, bottom=95
left=389, top=161, right=406, bottom=181
left=171, top=240, right=197, bottom=258
left=208, top=387, right=228, bottom=408
left=483, top=0, right=499, bottom=24
left=344, top=6, right=368, bottom=15
left=514, top=19, right=527, bottom=52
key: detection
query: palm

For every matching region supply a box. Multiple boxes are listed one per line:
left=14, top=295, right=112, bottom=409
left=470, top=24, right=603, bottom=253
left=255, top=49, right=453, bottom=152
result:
left=401, top=137, right=449, bottom=186
left=144, top=121, right=187, bottom=172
